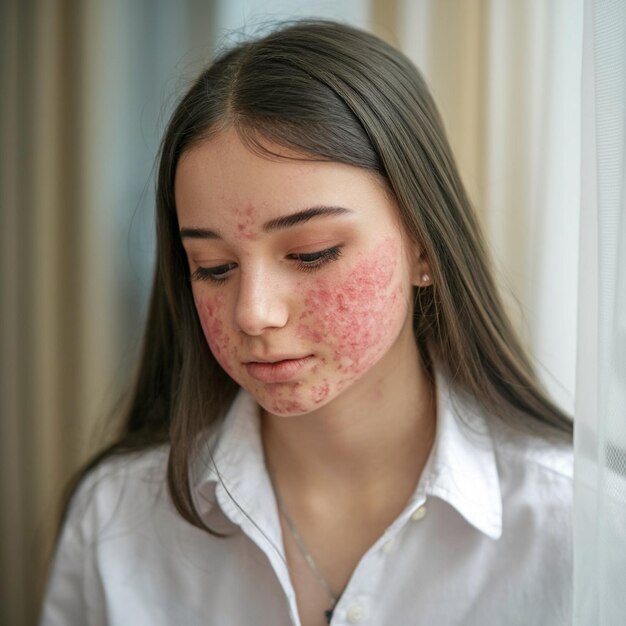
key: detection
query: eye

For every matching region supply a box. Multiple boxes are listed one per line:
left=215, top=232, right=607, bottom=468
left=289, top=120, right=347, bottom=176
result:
left=191, top=262, right=237, bottom=283
left=288, top=246, right=343, bottom=271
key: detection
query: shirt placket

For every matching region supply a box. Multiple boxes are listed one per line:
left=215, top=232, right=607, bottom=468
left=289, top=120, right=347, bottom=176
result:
left=328, top=494, right=429, bottom=625
left=214, top=480, right=303, bottom=626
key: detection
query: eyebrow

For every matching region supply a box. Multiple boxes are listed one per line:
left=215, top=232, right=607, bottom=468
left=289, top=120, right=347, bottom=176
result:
left=263, top=206, right=352, bottom=232
left=179, top=206, right=353, bottom=240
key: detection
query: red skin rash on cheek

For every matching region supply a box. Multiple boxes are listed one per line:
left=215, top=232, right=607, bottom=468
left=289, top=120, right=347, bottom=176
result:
left=194, top=293, right=310, bottom=415
left=297, top=239, right=404, bottom=377
left=194, top=294, right=237, bottom=375
left=193, top=236, right=406, bottom=417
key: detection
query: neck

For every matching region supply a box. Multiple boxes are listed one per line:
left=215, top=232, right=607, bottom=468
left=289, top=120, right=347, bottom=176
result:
left=261, top=339, right=437, bottom=510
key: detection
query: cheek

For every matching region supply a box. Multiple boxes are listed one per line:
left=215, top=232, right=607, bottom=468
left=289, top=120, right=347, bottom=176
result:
left=297, top=238, right=407, bottom=374
left=194, top=293, right=235, bottom=374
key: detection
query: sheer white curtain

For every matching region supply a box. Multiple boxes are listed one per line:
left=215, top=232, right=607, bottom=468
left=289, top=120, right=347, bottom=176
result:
left=575, top=0, right=626, bottom=623
left=394, top=0, right=626, bottom=621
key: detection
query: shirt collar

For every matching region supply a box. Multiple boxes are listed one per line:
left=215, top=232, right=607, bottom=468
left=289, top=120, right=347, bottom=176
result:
left=423, top=371, right=503, bottom=539
left=190, top=389, right=281, bottom=542
left=190, top=371, right=503, bottom=541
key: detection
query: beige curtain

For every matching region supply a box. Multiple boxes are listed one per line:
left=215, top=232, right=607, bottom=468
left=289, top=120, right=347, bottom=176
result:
left=1, top=1, right=581, bottom=624
left=1, top=3, right=88, bottom=625
left=0, top=1, right=216, bottom=624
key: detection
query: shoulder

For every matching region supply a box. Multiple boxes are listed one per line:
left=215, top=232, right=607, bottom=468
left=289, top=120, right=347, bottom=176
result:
left=64, top=444, right=172, bottom=537
left=489, top=417, right=573, bottom=538
left=490, top=417, right=573, bottom=484
left=74, top=444, right=170, bottom=500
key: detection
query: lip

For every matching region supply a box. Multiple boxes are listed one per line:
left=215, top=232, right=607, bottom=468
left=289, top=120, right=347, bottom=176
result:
left=244, top=356, right=314, bottom=383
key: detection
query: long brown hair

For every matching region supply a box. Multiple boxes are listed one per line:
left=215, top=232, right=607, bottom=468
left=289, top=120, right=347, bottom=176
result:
left=59, top=19, right=572, bottom=536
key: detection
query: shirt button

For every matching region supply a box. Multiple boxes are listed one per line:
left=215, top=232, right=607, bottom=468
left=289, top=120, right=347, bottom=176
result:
left=346, top=605, right=366, bottom=623
left=411, top=505, right=427, bottom=521
left=382, top=537, right=395, bottom=553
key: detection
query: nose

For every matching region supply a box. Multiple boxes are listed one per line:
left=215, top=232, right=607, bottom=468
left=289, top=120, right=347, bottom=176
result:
left=234, top=266, right=289, bottom=336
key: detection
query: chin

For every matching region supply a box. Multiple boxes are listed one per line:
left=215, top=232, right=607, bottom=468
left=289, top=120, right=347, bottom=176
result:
left=244, top=378, right=340, bottom=417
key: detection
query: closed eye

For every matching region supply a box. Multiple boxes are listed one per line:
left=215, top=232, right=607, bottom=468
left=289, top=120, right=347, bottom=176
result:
left=190, top=246, right=343, bottom=284
left=288, top=246, right=343, bottom=271
left=191, top=262, right=237, bottom=283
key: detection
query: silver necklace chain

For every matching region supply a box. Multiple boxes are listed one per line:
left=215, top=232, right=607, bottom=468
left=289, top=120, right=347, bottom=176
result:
left=269, top=469, right=341, bottom=622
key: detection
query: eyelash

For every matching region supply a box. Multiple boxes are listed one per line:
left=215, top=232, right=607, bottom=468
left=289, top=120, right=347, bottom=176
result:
left=190, top=246, right=343, bottom=284
left=287, top=246, right=343, bottom=271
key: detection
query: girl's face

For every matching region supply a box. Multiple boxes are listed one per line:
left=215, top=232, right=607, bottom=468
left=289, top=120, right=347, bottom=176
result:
left=175, top=128, right=424, bottom=416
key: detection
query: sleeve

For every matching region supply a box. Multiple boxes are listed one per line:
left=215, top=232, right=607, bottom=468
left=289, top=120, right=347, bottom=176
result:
left=39, top=475, right=108, bottom=626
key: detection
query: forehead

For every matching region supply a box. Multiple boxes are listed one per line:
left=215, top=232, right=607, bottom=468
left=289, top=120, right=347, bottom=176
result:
left=174, top=128, right=399, bottom=227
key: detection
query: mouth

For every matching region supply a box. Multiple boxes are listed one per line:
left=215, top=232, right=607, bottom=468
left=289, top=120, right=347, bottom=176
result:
left=244, top=355, right=314, bottom=383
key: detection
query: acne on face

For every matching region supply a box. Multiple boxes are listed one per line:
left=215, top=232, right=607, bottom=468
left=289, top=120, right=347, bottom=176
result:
left=296, top=237, right=403, bottom=377
left=177, top=129, right=419, bottom=416
left=311, top=381, right=330, bottom=403
left=194, top=294, right=236, bottom=377
left=193, top=235, right=409, bottom=415
left=236, top=205, right=258, bottom=241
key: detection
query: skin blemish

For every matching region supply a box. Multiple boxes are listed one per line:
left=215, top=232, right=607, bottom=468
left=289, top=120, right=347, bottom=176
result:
left=233, top=204, right=258, bottom=241
left=296, top=238, right=402, bottom=378
left=195, top=294, right=237, bottom=376
left=192, top=236, right=409, bottom=417
left=311, top=381, right=330, bottom=404
left=178, top=129, right=418, bottom=418
left=271, top=399, right=307, bottom=413
left=264, top=384, right=307, bottom=414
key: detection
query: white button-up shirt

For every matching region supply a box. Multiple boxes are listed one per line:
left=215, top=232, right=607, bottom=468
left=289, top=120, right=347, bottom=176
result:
left=40, top=376, right=573, bottom=625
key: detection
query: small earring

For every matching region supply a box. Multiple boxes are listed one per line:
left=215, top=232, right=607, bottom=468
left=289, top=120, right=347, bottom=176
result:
left=421, top=273, right=431, bottom=284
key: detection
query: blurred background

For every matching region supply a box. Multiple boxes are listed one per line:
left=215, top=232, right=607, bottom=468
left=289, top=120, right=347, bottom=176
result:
left=1, top=1, right=586, bottom=624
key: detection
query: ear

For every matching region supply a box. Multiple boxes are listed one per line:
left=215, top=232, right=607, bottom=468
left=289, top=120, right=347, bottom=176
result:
left=410, top=249, right=433, bottom=287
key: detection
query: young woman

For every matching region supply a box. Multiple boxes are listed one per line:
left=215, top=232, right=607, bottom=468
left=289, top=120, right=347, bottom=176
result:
left=40, top=20, right=574, bottom=626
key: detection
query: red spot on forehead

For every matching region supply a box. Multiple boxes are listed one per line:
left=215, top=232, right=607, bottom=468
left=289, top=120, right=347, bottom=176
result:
left=232, top=204, right=258, bottom=241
